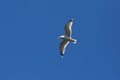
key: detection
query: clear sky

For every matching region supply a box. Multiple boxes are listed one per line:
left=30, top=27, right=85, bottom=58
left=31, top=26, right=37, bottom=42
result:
left=0, top=0, right=120, bottom=80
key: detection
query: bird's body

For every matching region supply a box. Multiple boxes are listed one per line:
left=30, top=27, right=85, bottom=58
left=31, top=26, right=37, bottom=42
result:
left=58, top=19, right=77, bottom=57
left=59, top=35, right=76, bottom=44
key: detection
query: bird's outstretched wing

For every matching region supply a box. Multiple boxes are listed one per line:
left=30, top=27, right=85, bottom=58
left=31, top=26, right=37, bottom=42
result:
left=59, top=40, right=69, bottom=57
left=64, top=19, right=74, bottom=37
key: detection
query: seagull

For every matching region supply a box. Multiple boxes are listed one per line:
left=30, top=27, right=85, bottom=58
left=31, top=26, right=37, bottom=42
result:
left=58, top=19, right=77, bottom=57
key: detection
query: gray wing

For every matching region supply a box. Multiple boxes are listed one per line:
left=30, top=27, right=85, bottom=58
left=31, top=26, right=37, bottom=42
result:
left=59, top=40, right=69, bottom=57
left=64, top=19, right=74, bottom=37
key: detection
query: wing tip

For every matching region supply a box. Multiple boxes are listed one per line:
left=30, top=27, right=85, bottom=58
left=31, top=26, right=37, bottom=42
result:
left=60, top=52, right=64, bottom=57
left=69, top=19, right=74, bottom=22
left=61, top=55, right=63, bottom=58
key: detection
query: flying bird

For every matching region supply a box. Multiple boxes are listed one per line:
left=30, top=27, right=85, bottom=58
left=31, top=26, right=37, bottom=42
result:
left=58, top=19, right=77, bottom=57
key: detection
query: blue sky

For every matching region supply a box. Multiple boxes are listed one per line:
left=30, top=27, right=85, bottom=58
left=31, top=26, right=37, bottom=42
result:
left=0, top=0, right=120, bottom=80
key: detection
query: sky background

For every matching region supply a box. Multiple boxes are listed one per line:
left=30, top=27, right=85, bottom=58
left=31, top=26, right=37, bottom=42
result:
left=0, top=0, right=120, bottom=80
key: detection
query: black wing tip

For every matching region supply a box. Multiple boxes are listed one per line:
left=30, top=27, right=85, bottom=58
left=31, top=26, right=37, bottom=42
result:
left=60, top=52, right=64, bottom=57
left=69, top=19, right=74, bottom=22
